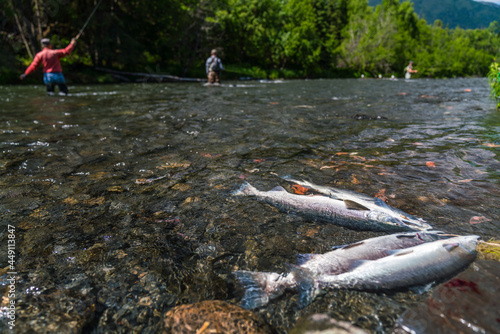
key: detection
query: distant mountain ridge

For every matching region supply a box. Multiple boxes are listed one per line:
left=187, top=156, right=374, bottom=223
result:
left=368, top=0, right=500, bottom=29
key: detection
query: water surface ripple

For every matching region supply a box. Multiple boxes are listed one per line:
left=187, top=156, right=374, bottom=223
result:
left=0, top=78, right=499, bottom=333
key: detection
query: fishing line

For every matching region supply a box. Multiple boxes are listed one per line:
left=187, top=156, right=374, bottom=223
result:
left=76, top=0, right=103, bottom=40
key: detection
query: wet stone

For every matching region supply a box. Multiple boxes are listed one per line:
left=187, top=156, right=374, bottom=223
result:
left=12, top=283, right=95, bottom=333
left=290, top=313, right=369, bottom=334
left=195, top=243, right=225, bottom=260
left=161, top=300, right=273, bottom=334
left=76, top=243, right=108, bottom=264
left=109, top=200, right=131, bottom=214
left=53, top=242, right=77, bottom=255
left=93, top=270, right=175, bottom=332
left=146, top=199, right=177, bottom=214
left=394, top=260, right=500, bottom=334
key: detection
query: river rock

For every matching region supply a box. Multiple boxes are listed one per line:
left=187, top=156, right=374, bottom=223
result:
left=13, top=282, right=95, bottom=333
left=394, top=260, right=500, bottom=334
left=161, top=300, right=273, bottom=334
left=290, top=313, right=369, bottom=334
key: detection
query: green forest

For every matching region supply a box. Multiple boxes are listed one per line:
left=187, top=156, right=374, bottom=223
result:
left=2, top=0, right=500, bottom=84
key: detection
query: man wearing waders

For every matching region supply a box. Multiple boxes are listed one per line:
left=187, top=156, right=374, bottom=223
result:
left=404, top=61, right=418, bottom=79
left=206, top=49, right=225, bottom=85
left=20, top=37, right=76, bottom=96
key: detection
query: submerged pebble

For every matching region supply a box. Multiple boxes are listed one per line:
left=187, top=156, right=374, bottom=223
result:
left=161, top=300, right=273, bottom=334
left=1, top=79, right=498, bottom=333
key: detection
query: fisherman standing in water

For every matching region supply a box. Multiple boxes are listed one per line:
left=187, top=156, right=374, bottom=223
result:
left=20, top=37, right=76, bottom=96
left=404, top=61, right=418, bottom=79
left=206, top=49, right=225, bottom=85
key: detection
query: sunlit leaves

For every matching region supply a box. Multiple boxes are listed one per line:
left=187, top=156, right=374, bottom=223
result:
left=487, top=62, right=500, bottom=109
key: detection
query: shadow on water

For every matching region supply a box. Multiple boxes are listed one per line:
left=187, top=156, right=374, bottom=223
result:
left=0, top=78, right=499, bottom=333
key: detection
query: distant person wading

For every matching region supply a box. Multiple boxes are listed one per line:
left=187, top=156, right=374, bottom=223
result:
left=404, top=61, right=418, bottom=79
left=20, top=37, right=76, bottom=96
left=206, top=49, right=225, bottom=85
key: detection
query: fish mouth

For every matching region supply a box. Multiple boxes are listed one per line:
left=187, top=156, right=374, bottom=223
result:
left=396, top=213, right=432, bottom=230
left=407, top=221, right=432, bottom=231
left=459, top=235, right=480, bottom=252
left=383, top=215, right=432, bottom=231
left=396, top=216, right=432, bottom=231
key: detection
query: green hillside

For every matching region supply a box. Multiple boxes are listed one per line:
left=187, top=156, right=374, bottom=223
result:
left=368, top=0, right=500, bottom=29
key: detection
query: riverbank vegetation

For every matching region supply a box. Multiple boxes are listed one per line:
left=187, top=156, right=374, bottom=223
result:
left=2, top=0, right=500, bottom=84
left=487, top=62, right=500, bottom=109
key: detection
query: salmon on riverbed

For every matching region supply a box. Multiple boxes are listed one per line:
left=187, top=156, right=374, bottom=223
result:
left=232, top=181, right=432, bottom=232
left=295, top=235, right=479, bottom=308
left=234, top=231, right=452, bottom=309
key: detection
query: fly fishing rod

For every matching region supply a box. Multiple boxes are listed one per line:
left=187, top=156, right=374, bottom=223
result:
left=75, top=0, right=103, bottom=40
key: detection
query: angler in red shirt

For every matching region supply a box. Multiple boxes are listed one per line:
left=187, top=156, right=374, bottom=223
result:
left=20, top=37, right=76, bottom=96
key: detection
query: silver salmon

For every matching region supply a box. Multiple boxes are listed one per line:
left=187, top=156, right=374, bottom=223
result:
left=234, top=231, right=450, bottom=309
left=295, top=235, right=479, bottom=308
left=282, top=177, right=429, bottom=231
left=232, top=182, right=432, bottom=232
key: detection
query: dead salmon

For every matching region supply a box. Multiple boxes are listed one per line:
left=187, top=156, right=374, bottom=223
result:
left=233, top=231, right=450, bottom=309
left=282, top=177, right=429, bottom=231
left=232, top=182, right=432, bottom=232
left=295, top=235, right=479, bottom=308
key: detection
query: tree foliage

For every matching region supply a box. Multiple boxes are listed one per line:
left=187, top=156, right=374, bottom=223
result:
left=488, top=62, right=500, bottom=109
left=2, top=0, right=500, bottom=82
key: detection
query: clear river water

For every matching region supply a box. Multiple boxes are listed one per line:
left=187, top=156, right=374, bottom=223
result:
left=0, top=77, right=499, bottom=333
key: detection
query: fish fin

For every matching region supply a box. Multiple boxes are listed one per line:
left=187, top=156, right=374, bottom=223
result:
left=344, top=200, right=370, bottom=211
left=427, top=231, right=447, bottom=237
left=233, top=271, right=275, bottom=309
left=443, top=242, right=460, bottom=252
left=340, top=241, right=365, bottom=250
left=288, top=264, right=321, bottom=309
left=396, top=233, right=418, bottom=239
left=397, top=232, right=451, bottom=241
left=296, top=254, right=318, bottom=266
left=232, top=182, right=259, bottom=196
left=409, top=282, right=434, bottom=294
left=374, top=197, right=391, bottom=209
left=330, top=240, right=365, bottom=250
left=269, top=186, right=287, bottom=192
left=428, top=232, right=458, bottom=240
left=394, top=249, right=414, bottom=256
left=384, top=248, right=414, bottom=257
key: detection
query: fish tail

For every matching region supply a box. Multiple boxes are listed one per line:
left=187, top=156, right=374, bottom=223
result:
left=233, top=270, right=282, bottom=309
left=289, top=265, right=321, bottom=309
left=232, top=182, right=259, bottom=196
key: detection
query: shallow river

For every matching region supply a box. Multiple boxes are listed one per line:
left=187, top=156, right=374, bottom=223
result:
left=0, top=78, right=499, bottom=333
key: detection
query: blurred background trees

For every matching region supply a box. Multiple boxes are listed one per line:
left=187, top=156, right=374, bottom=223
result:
left=2, top=0, right=500, bottom=82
